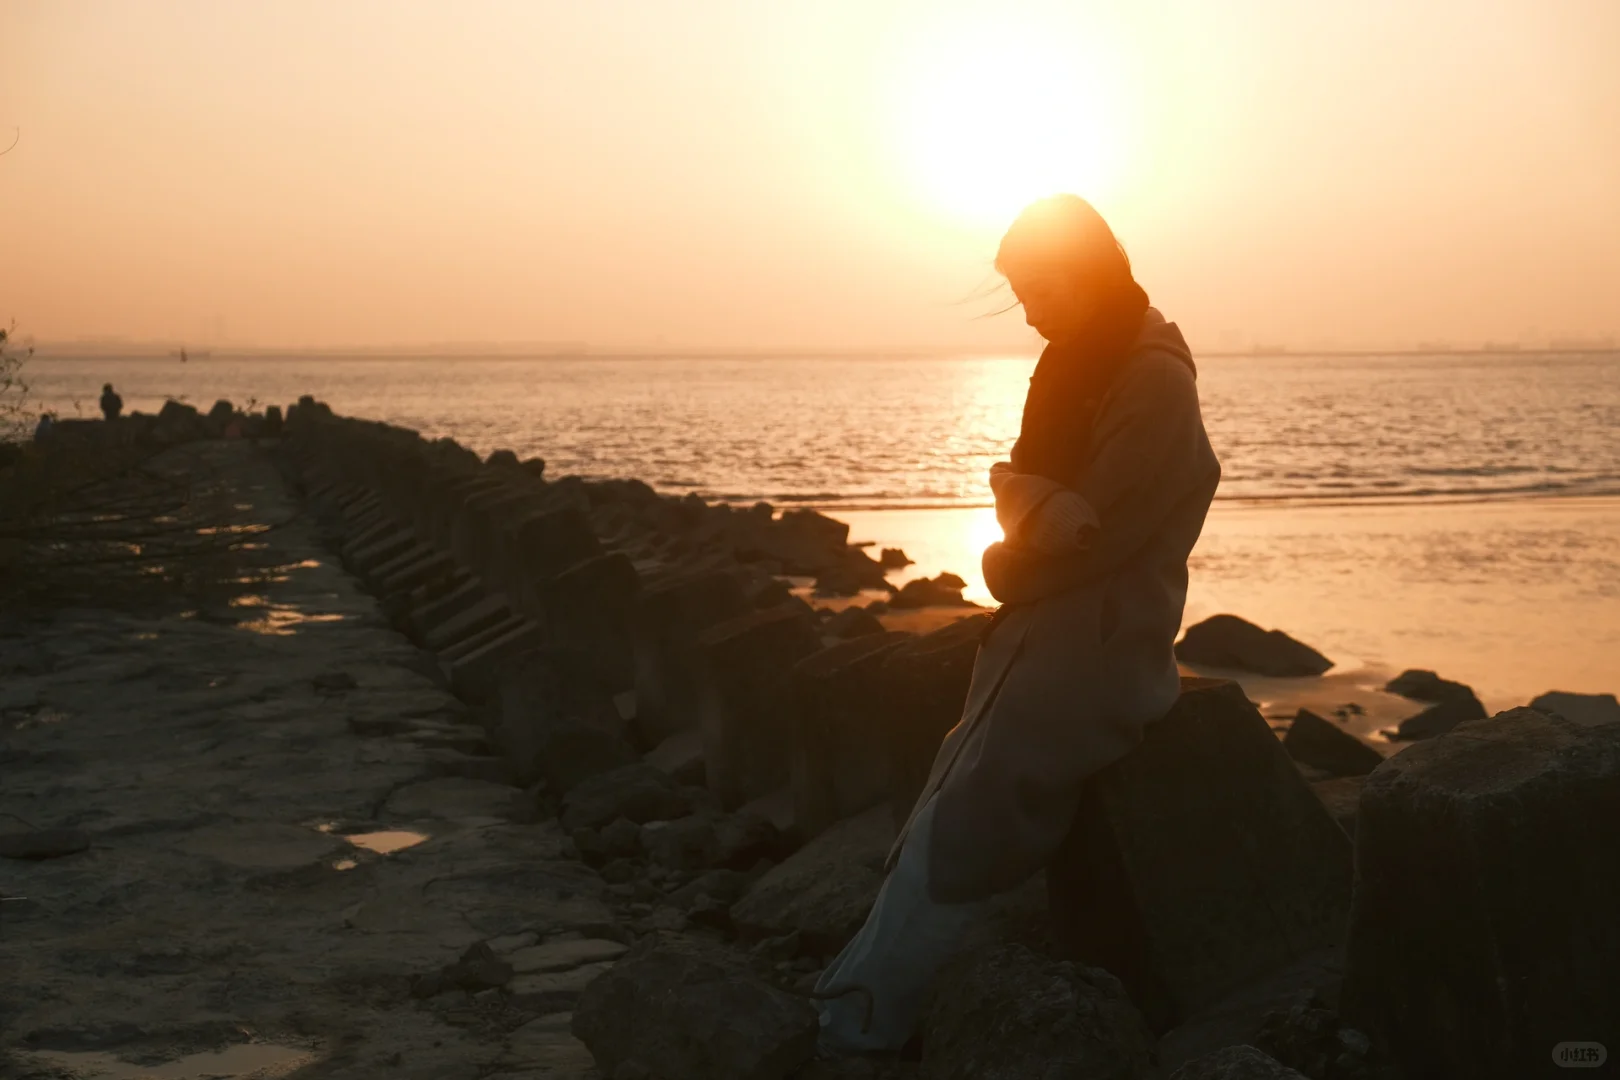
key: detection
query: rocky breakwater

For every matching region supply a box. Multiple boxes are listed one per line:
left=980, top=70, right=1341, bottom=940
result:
left=267, top=402, right=1388, bottom=1078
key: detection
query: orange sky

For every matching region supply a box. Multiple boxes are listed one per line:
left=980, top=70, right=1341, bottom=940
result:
left=2, top=0, right=1617, bottom=353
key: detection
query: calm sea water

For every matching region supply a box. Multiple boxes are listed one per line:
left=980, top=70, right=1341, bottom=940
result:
left=23, top=351, right=1620, bottom=508
left=18, top=350, right=1620, bottom=703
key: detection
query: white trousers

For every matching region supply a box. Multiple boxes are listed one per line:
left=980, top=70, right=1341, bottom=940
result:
left=814, top=797, right=986, bottom=1054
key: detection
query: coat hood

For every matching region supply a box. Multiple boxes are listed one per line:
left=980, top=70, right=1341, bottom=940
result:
left=1133, top=307, right=1196, bottom=377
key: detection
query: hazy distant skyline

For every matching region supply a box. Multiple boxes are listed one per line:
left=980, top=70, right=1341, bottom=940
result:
left=3, top=0, right=1618, bottom=353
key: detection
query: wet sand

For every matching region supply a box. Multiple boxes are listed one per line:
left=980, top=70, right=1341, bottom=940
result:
left=841, top=498, right=1620, bottom=723
left=1, top=441, right=602, bottom=1079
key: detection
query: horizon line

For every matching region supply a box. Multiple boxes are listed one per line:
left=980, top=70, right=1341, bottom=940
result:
left=23, top=341, right=1620, bottom=361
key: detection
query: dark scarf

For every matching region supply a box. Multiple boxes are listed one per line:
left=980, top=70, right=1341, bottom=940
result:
left=1009, top=279, right=1150, bottom=487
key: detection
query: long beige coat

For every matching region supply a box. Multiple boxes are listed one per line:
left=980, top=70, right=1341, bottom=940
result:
left=887, top=309, right=1221, bottom=904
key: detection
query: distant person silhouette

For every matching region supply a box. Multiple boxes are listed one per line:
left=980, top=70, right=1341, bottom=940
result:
left=33, top=412, right=54, bottom=442
left=99, top=383, right=123, bottom=421
left=813, top=195, right=1222, bottom=1057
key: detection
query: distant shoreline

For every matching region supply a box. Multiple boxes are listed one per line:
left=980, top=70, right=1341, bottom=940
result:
left=26, top=345, right=1620, bottom=362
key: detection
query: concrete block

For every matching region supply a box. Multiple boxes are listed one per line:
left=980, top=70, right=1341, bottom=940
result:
left=1048, top=678, right=1354, bottom=1034
left=424, top=592, right=512, bottom=654
left=1342, top=708, right=1620, bottom=1078
left=631, top=566, right=751, bottom=746
left=695, top=604, right=823, bottom=809
left=789, top=631, right=913, bottom=840
left=880, top=614, right=992, bottom=827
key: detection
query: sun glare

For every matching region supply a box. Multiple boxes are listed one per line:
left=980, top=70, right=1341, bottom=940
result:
left=885, top=15, right=1132, bottom=228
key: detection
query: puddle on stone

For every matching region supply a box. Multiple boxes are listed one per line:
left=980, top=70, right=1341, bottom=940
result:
left=332, top=857, right=358, bottom=871
left=237, top=605, right=347, bottom=637
left=343, top=830, right=428, bottom=855
left=27, top=1041, right=315, bottom=1078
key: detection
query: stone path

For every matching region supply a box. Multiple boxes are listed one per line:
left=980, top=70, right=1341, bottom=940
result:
left=1, top=441, right=608, bottom=1079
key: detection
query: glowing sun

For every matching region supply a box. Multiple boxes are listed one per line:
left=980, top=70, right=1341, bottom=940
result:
left=885, top=16, right=1132, bottom=227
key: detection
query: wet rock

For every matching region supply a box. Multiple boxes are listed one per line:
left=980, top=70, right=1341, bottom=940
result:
left=0, top=828, right=90, bottom=860
left=1174, top=615, right=1333, bottom=677
left=921, top=944, right=1154, bottom=1080
left=1252, top=992, right=1391, bottom=1080
left=888, top=573, right=975, bottom=609
left=878, top=547, right=912, bottom=570
left=790, top=632, right=914, bottom=838
left=1169, top=1046, right=1309, bottom=1080
left=730, top=804, right=892, bottom=955
left=821, top=606, right=885, bottom=641
left=881, top=614, right=992, bottom=827
left=560, top=763, right=691, bottom=833
left=1382, top=668, right=1475, bottom=703
left=1388, top=694, right=1486, bottom=740
left=1049, top=679, right=1353, bottom=1034
left=813, top=567, right=865, bottom=597
left=486, top=448, right=520, bottom=468
left=1282, top=709, right=1383, bottom=778
left=572, top=935, right=818, bottom=1080
left=1529, top=689, right=1620, bottom=728
left=1342, top=707, right=1620, bottom=1078
left=696, top=604, right=824, bottom=808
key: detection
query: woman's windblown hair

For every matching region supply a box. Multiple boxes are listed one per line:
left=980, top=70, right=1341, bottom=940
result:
left=994, top=194, right=1136, bottom=294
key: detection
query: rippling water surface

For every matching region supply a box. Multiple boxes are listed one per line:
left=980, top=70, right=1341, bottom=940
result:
left=28, top=351, right=1620, bottom=507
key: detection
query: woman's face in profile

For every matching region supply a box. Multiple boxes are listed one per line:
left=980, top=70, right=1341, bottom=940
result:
left=1006, top=267, right=1096, bottom=344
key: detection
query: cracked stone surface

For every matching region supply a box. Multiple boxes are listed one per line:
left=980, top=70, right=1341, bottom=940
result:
left=0, top=441, right=607, bottom=1079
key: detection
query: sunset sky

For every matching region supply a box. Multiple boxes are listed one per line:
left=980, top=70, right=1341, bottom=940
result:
left=3, top=0, right=1618, bottom=353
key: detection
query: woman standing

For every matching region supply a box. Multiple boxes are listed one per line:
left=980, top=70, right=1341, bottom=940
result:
left=816, top=194, right=1221, bottom=1056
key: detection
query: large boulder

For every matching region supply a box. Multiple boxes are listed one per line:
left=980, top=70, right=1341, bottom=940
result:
left=639, top=810, right=777, bottom=874
left=1382, top=668, right=1474, bottom=703
left=1383, top=668, right=1487, bottom=740
left=572, top=935, right=817, bottom=1080
left=730, top=804, right=892, bottom=955
left=695, top=604, right=824, bottom=809
left=921, top=944, right=1154, bottom=1080
left=1048, top=679, right=1353, bottom=1033
left=1168, top=1046, right=1309, bottom=1080
left=1342, top=707, right=1620, bottom=1078
left=559, top=763, right=691, bottom=833
left=889, top=572, right=976, bottom=609
left=881, top=614, right=992, bottom=826
left=1530, top=689, right=1620, bottom=728
left=790, top=631, right=914, bottom=839
left=1282, top=709, right=1383, bottom=778
left=1175, top=616, right=1333, bottom=677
